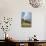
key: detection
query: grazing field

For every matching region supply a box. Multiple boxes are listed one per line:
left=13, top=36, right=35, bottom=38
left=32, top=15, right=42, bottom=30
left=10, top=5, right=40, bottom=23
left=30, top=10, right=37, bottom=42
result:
left=21, top=19, right=31, bottom=27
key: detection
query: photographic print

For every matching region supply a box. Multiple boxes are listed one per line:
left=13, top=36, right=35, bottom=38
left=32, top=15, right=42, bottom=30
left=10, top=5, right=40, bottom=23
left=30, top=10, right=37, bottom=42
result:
left=21, top=11, right=32, bottom=27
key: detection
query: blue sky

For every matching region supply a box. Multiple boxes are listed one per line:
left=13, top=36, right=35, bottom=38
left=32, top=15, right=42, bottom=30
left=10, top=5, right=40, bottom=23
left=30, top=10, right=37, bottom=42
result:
left=21, top=11, right=32, bottom=22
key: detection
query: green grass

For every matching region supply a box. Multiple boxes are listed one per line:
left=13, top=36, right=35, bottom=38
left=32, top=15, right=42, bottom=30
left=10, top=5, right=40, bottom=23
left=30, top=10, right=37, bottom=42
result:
left=21, top=19, right=32, bottom=27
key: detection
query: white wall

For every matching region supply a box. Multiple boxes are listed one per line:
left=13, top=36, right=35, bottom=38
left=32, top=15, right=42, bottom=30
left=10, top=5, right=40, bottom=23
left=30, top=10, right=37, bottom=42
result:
left=0, top=0, right=46, bottom=40
left=44, top=16, right=46, bottom=40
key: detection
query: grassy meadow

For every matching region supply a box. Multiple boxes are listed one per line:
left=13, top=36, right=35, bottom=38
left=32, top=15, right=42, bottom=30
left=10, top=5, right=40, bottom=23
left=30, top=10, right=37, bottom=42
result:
left=21, top=19, right=31, bottom=27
